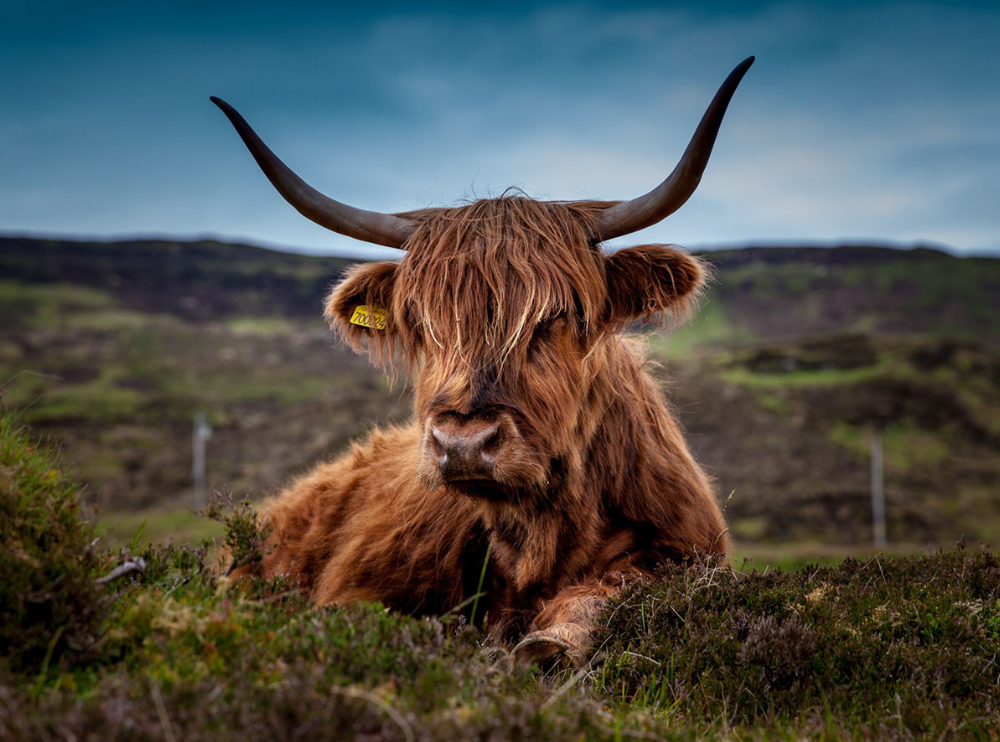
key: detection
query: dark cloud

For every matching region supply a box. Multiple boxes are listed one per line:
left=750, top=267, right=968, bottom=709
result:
left=0, top=1, right=997, bottom=255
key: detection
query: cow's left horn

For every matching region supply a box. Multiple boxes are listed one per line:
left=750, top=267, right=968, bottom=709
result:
left=211, top=97, right=416, bottom=249
left=593, top=56, right=754, bottom=242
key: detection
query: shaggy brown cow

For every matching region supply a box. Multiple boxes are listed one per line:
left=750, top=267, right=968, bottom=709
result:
left=212, top=57, right=753, bottom=664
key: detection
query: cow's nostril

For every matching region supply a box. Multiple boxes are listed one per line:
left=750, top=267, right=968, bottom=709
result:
left=480, top=429, right=501, bottom=459
left=429, top=430, right=447, bottom=463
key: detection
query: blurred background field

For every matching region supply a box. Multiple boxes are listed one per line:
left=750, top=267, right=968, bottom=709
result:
left=3, top=235, right=999, bottom=568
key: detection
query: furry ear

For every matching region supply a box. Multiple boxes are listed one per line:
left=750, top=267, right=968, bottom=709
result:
left=324, top=262, right=398, bottom=357
left=603, top=245, right=707, bottom=327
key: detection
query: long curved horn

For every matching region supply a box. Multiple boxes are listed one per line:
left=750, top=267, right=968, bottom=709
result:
left=593, top=56, right=754, bottom=242
left=211, top=97, right=416, bottom=249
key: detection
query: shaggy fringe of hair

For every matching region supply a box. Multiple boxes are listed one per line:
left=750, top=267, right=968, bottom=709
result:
left=393, top=197, right=608, bottom=372
left=330, top=194, right=707, bottom=375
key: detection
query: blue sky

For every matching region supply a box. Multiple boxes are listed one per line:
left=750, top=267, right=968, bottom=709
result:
left=1, top=0, right=998, bottom=259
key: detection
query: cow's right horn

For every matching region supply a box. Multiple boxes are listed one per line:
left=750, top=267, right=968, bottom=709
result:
left=593, top=56, right=754, bottom=242
left=211, top=97, right=416, bottom=249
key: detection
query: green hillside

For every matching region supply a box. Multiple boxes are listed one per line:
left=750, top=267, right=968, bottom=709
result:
left=4, top=237, right=999, bottom=339
left=0, top=236, right=355, bottom=321
left=1, top=236, right=997, bottom=554
left=661, top=244, right=1000, bottom=354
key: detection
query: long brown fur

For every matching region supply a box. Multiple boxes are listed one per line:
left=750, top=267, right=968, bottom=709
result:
left=236, top=195, right=727, bottom=662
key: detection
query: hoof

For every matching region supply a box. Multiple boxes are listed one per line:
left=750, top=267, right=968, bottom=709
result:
left=511, top=622, right=589, bottom=669
left=512, top=632, right=572, bottom=667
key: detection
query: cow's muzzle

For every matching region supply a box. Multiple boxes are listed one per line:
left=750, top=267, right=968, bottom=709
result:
left=428, top=414, right=503, bottom=483
left=419, top=409, right=547, bottom=492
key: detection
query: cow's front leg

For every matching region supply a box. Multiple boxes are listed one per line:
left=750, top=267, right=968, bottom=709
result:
left=512, top=579, right=629, bottom=667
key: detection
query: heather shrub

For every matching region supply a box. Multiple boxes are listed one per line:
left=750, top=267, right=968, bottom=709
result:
left=594, top=550, right=1000, bottom=737
left=0, top=414, right=107, bottom=672
left=3, top=413, right=999, bottom=740
left=202, top=489, right=274, bottom=574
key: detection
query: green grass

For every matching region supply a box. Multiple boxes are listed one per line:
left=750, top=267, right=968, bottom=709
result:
left=732, top=541, right=927, bottom=572
left=756, top=392, right=792, bottom=416
left=3, top=415, right=1000, bottom=740
left=225, top=316, right=299, bottom=335
left=651, top=292, right=745, bottom=357
left=828, top=422, right=951, bottom=471
left=0, top=280, right=117, bottom=328
left=721, top=362, right=887, bottom=388
left=0, top=280, right=166, bottom=333
left=96, top=509, right=226, bottom=549
left=20, top=369, right=147, bottom=423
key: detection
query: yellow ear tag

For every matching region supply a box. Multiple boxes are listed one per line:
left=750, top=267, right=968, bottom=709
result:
left=350, top=304, right=387, bottom=331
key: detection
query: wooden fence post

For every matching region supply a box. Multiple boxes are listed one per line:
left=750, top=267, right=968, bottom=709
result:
left=871, top=430, right=886, bottom=549
left=192, top=411, right=213, bottom=510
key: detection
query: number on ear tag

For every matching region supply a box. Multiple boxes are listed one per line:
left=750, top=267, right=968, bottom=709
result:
left=349, top=305, right=387, bottom=331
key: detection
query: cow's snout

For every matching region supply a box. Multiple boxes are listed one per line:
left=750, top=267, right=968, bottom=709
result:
left=429, top=416, right=502, bottom=482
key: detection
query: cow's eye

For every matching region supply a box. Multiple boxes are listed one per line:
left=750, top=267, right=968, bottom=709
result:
left=530, top=314, right=567, bottom=349
left=401, top=302, right=427, bottom=347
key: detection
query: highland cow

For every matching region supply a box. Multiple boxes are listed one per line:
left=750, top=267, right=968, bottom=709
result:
left=212, top=57, right=753, bottom=664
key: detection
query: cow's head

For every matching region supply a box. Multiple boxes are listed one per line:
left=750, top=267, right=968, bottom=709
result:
left=212, top=57, right=752, bottom=499
left=322, top=199, right=706, bottom=496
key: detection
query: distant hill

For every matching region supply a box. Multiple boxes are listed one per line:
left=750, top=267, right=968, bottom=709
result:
left=702, top=244, right=1000, bottom=346
left=2, top=234, right=997, bottom=548
left=3, top=236, right=999, bottom=344
left=0, top=236, right=355, bottom=321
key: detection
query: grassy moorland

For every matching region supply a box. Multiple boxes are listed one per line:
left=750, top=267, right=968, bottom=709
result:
left=2, top=236, right=999, bottom=563
left=2, top=415, right=999, bottom=741
left=3, top=237, right=999, bottom=738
